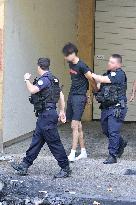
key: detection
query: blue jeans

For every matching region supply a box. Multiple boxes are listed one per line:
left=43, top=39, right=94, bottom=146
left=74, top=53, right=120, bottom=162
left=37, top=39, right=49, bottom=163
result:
left=101, top=106, right=127, bottom=156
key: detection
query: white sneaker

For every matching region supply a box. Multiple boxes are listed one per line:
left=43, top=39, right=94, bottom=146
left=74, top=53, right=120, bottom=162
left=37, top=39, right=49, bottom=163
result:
left=68, top=153, right=76, bottom=162
left=76, top=152, right=87, bottom=160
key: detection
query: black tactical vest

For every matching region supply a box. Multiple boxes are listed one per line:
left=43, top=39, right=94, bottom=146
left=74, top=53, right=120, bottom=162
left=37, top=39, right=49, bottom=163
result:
left=29, top=72, right=61, bottom=116
left=95, top=71, right=127, bottom=108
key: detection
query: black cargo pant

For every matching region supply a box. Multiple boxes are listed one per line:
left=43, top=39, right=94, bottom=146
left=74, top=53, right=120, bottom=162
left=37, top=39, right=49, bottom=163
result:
left=23, top=109, right=69, bottom=169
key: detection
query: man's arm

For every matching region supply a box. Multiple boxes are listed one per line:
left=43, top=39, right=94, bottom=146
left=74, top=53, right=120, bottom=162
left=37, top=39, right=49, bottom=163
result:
left=59, top=91, right=65, bottom=112
left=25, top=80, right=40, bottom=94
left=24, top=73, right=40, bottom=94
left=130, top=80, right=136, bottom=102
left=58, top=91, right=66, bottom=123
left=91, top=73, right=111, bottom=84
left=84, top=71, right=99, bottom=92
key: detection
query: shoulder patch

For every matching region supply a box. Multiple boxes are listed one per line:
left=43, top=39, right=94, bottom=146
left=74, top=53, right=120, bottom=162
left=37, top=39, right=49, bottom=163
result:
left=111, top=72, right=116, bottom=77
left=38, top=80, right=44, bottom=86
left=54, top=78, right=59, bottom=83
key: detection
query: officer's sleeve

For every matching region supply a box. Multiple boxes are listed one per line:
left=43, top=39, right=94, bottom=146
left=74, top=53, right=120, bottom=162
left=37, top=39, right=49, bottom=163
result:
left=35, top=77, right=51, bottom=91
left=107, top=71, right=125, bottom=84
left=80, top=63, right=92, bottom=74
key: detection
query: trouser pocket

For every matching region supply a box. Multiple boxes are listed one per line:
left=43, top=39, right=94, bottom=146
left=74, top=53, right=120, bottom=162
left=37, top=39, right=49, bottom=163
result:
left=113, top=106, right=127, bottom=121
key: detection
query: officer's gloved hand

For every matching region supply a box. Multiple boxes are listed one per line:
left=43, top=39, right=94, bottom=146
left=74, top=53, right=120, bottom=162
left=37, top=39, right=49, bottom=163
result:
left=59, top=111, right=66, bottom=123
left=24, top=73, right=31, bottom=82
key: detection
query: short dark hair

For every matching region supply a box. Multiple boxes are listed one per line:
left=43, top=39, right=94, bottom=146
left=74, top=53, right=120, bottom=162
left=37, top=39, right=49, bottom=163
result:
left=37, top=58, right=50, bottom=70
left=62, top=42, right=78, bottom=56
left=111, top=54, right=122, bottom=63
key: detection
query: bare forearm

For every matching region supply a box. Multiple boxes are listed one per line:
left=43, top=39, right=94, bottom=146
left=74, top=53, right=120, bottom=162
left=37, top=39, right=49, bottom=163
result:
left=132, top=80, right=136, bottom=96
left=25, top=80, right=39, bottom=94
left=59, top=91, right=65, bottom=112
left=92, top=73, right=111, bottom=84
left=92, top=74, right=102, bottom=83
left=85, top=71, right=111, bottom=88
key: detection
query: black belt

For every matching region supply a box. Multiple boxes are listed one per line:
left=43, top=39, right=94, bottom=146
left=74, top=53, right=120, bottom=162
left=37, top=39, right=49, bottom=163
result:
left=100, top=101, right=126, bottom=110
left=100, top=103, right=116, bottom=109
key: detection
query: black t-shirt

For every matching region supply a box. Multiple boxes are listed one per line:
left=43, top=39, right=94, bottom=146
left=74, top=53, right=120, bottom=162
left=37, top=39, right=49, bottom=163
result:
left=68, top=60, right=92, bottom=95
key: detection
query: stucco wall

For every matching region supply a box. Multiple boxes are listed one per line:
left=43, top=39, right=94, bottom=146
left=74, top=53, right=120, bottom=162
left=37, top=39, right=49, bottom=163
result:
left=3, top=0, right=78, bottom=142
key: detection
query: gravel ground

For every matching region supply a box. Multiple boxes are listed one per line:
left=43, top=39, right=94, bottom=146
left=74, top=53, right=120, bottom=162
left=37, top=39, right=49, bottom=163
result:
left=0, top=121, right=136, bottom=204
left=3, top=121, right=136, bottom=160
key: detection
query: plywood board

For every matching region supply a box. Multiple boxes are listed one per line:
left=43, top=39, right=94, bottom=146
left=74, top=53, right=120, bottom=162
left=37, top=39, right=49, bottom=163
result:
left=77, top=0, right=95, bottom=121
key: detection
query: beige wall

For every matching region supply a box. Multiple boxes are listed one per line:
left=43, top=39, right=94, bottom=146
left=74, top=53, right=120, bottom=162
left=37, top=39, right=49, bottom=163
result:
left=3, top=0, right=78, bottom=143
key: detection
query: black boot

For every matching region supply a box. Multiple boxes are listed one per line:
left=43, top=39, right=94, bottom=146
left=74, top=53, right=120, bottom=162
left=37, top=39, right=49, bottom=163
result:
left=103, top=155, right=117, bottom=164
left=11, top=161, right=29, bottom=175
left=54, top=165, right=72, bottom=178
left=117, top=140, right=127, bottom=158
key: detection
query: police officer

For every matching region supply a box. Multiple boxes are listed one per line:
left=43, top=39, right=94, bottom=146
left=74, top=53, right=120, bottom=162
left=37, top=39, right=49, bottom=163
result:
left=11, top=58, right=71, bottom=178
left=91, top=54, right=128, bottom=164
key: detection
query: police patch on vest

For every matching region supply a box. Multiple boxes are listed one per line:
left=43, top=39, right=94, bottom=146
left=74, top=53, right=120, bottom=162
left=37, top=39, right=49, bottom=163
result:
left=111, top=72, right=116, bottom=77
left=54, top=78, right=59, bottom=83
left=38, top=80, right=43, bottom=86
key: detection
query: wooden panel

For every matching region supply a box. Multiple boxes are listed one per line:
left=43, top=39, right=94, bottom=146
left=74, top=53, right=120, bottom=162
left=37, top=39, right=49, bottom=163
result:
left=94, top=0, right=136, bottom=121
left=77, top=0, right=95, bottom=121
